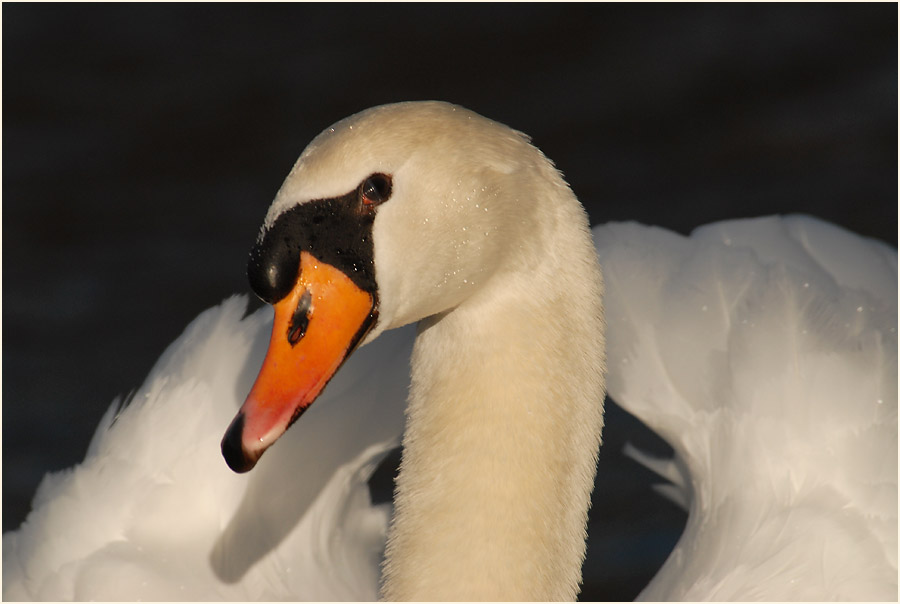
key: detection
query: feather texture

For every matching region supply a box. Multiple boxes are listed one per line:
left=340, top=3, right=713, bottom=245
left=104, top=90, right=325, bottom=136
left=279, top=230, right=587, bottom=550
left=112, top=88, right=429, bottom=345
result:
left=597, top=215, right=897, bottom=600
left=3, top=296, right=414, bottom=600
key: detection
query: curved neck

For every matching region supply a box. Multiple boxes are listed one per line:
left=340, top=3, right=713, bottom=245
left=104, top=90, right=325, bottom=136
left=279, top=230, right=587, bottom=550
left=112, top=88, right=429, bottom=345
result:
left=381, top=190, right=606, bottom=601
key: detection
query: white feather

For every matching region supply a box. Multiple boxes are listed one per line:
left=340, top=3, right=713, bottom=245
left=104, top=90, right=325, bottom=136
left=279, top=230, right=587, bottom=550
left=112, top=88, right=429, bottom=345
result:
left=3, top=296, right=414, bottom=600
left=596, top=215, right=897, bottom=600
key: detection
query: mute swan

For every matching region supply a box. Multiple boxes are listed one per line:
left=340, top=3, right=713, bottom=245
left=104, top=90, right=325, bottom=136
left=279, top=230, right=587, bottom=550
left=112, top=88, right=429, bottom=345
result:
left=3, top=102, right=896, bottom=601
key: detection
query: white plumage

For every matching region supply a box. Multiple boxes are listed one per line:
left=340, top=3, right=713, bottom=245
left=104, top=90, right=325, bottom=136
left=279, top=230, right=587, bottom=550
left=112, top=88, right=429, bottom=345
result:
left=3, top=300, right=414, bottom=601
left=3, top=102, right=896, bottom=601
left=597, top=215, right=897, bottom=600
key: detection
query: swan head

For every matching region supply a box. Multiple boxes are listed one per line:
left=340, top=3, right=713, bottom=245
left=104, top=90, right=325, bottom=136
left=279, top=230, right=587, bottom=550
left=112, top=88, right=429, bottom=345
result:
left=222, top=101, right=568, bottom=472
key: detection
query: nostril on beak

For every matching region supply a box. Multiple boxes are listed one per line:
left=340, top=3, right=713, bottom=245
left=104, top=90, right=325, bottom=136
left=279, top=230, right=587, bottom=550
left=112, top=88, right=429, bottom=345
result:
left=287, top=289, right=313, bottom=345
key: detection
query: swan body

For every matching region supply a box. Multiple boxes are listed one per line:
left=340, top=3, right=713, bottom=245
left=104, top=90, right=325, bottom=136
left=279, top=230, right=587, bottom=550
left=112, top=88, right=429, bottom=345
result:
left=3, top=102, right=896, bottom=601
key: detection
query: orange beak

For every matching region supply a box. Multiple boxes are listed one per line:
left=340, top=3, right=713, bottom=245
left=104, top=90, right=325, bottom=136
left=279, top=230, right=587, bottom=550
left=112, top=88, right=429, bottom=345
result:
left=221, top=251, right=376, bottom=473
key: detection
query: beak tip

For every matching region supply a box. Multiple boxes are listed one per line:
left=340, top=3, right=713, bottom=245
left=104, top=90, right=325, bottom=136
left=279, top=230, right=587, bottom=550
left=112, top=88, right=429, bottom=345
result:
left=221, top=413, right=259, bottom=474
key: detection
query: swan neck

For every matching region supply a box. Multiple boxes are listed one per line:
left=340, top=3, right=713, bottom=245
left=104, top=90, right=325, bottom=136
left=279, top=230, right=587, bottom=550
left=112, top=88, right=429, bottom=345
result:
left=382, top=198, right=606, bottom=600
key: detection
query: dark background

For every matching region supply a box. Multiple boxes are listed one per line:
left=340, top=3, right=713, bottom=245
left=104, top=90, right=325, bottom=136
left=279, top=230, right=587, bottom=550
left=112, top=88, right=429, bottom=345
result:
left=3, top=4, right=896, bottom=600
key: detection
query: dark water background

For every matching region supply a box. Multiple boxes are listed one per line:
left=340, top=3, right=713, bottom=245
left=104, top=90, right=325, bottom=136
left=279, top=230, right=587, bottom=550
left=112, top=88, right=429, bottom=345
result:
left=3, top=5, right=896, bottom=600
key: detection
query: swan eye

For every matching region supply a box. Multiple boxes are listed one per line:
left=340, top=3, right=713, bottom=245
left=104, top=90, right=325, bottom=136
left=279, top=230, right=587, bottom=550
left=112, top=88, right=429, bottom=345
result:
left=360, top=173, right=392, bottom=206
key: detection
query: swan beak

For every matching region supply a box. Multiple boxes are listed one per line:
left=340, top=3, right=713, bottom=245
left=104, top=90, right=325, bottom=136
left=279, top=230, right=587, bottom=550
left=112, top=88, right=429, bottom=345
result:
left=221, top=251, right=376, bottom=473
